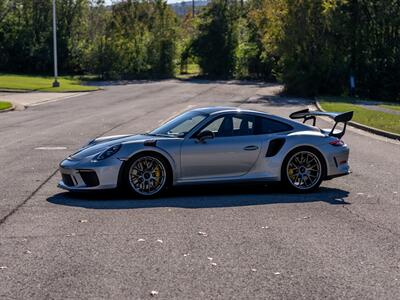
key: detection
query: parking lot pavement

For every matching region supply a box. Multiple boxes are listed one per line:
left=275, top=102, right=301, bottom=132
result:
left=0, top=80, right=399, bottom=299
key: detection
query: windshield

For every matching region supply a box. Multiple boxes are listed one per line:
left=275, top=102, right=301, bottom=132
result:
left=149, top=111, right=208, bottom=137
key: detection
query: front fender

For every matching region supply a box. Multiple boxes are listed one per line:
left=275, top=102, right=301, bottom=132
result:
left=117, top=142, right=180, bottom=185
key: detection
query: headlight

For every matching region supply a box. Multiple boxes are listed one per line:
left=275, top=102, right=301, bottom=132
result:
left=95, top=144, right=121, bottom=161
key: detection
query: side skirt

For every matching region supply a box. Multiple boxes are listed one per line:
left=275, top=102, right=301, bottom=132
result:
left=174, top=176, right=280, bottom=186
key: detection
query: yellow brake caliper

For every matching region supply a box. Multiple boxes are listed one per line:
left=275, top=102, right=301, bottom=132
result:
left=154, top=165, right=161, bottom=185
left=288, top=167, right=295, bottom=180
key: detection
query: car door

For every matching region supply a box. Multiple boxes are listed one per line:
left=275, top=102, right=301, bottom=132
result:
left=180, top=113, right=261, bottom=180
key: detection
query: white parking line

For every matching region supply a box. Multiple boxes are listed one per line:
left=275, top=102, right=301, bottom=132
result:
left=35, top=147, right=67, bottom=150
left=28, top=93, right=88, bottom=107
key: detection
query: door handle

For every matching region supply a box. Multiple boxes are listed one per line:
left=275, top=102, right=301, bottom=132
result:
left=243, top=145, right=259, bottom=151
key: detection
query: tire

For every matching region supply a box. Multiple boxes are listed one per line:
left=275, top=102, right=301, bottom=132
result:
left=281, top=147, right=325, bottom=193
left=123, top=153, right=171, bottom=198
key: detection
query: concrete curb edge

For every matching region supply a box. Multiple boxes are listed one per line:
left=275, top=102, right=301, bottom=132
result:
left=0, top=103, right=16, bottom=113
left=314, top=100, right=400, bottom=141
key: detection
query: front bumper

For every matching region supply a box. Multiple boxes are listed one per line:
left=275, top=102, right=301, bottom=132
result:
left=58, top=157, right=123, bottom=191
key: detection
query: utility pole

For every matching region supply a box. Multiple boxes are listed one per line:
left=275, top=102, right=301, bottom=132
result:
left=52, top=0, right=60, bottom=88
left=192, top=0, right=195, bottom=17
left=349, top=0, right=357, bottom=97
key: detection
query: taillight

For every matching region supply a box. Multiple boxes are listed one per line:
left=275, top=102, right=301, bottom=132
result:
left=329, top=139, right=345, bottom=146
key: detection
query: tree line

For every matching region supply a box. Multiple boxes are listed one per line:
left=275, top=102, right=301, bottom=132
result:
left=0, top=0, right=178, bottom=78
left=0, top=0, right=399, bottom=101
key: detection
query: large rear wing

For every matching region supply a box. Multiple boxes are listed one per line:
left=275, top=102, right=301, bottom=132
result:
left=289, top=109, right=353, bottom=139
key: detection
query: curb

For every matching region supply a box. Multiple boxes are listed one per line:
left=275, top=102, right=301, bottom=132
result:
left=314, top=101, right=400, bottom=141
left=0, top=87, right=101, bottom=93
left=0, top=103, right=16, bottom=113
left=0, top=89, right=31, bottom=93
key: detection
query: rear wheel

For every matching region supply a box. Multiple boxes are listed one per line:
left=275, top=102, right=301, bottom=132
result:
left=124, top=153, right=170, bottom=198
left=282, top=148, right=324, bottom=193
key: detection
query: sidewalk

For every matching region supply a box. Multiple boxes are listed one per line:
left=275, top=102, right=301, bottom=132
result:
left=0, top=91, right=88, bottom=110
left=357, top=103, right=400, bottom=115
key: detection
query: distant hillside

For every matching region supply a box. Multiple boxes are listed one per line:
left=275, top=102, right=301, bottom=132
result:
left=169, top=0, right=209, bottom=16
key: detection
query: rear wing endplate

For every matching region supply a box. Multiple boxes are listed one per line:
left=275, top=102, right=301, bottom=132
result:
left=289, top=109, right=353, bottom=139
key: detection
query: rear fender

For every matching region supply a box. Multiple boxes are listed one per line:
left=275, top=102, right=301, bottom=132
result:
left=279, top=134, right=329, bottom=178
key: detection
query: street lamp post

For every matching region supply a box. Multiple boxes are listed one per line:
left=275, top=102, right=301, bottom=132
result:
left=52, top=0, right=60, bottom=88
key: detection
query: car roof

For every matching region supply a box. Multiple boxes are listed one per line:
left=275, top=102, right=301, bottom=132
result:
left=191, top=106, right=314, bottom=132
left=192, top=106, right=270, bottom=116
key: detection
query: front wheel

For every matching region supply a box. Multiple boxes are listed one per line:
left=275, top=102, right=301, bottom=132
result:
left=124, top=153, right=170, bottom=198
left=282, top=148, right=325, bottom=193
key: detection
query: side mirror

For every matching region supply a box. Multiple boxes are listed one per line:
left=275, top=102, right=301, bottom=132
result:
left=196, top=130, right=215, bottom=142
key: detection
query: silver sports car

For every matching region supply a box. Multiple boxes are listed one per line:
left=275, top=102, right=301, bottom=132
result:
left=58, top=107, right=353, bottom=197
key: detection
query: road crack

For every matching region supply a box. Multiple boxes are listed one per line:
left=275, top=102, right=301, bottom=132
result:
left=0, top=169, right=59, bottom=226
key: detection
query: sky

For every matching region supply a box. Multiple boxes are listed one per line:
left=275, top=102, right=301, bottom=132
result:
left=105, top=0, right=184, bottom=4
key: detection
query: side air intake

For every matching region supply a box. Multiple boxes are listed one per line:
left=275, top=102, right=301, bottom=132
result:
left=266, top=138, right=285, bottom=157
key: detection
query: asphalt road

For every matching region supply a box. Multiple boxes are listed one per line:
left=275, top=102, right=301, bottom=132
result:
left=0, top=80, right=399, bottom=299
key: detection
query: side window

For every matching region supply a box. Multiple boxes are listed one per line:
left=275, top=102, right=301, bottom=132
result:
left=256, top=117, right=293, bottom=134
left=201, top=116, right=224, bottom=134
left=198, top=114, right=255, bottom=137
left=232, top=115, right=255, bottom=136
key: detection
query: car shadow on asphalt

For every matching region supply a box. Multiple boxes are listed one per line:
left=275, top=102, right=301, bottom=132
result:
left=47, top=184, right=349, bottom=210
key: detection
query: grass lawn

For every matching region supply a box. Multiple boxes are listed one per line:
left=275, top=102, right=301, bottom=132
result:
left=0, top=74, right=99, bottom=92
left=318, top=97, right=400, bottom=135
left=0, top=101, right=12, bottom=110
left=184, top=63, right=201, bottom=74
left=176, top=63, right=201, bottom=79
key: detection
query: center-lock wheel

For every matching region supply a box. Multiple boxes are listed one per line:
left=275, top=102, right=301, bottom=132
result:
left=123, top=153, right=171, bottom=198
left=282, top=147, right=325, bottom=193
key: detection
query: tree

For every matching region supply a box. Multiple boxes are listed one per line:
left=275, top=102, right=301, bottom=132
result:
left=247, top=0, right=400, bottom=101
left=192, top=0, right=240, bottom=78
left=82, top=0, right=179, bottom=79
left=0, top=0, right=89, bottom=74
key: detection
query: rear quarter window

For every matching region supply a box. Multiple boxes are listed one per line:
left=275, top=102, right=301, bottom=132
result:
left=256, top=117, right=293, bottom=134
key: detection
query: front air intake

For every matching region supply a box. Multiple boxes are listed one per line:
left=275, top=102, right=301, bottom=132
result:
left=79, top=170, right=100, bottom=187
left=61, top=174, right=75, bottom=186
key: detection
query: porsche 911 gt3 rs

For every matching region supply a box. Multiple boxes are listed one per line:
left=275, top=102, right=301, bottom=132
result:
left=58, top=106, right=353, bottom=197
